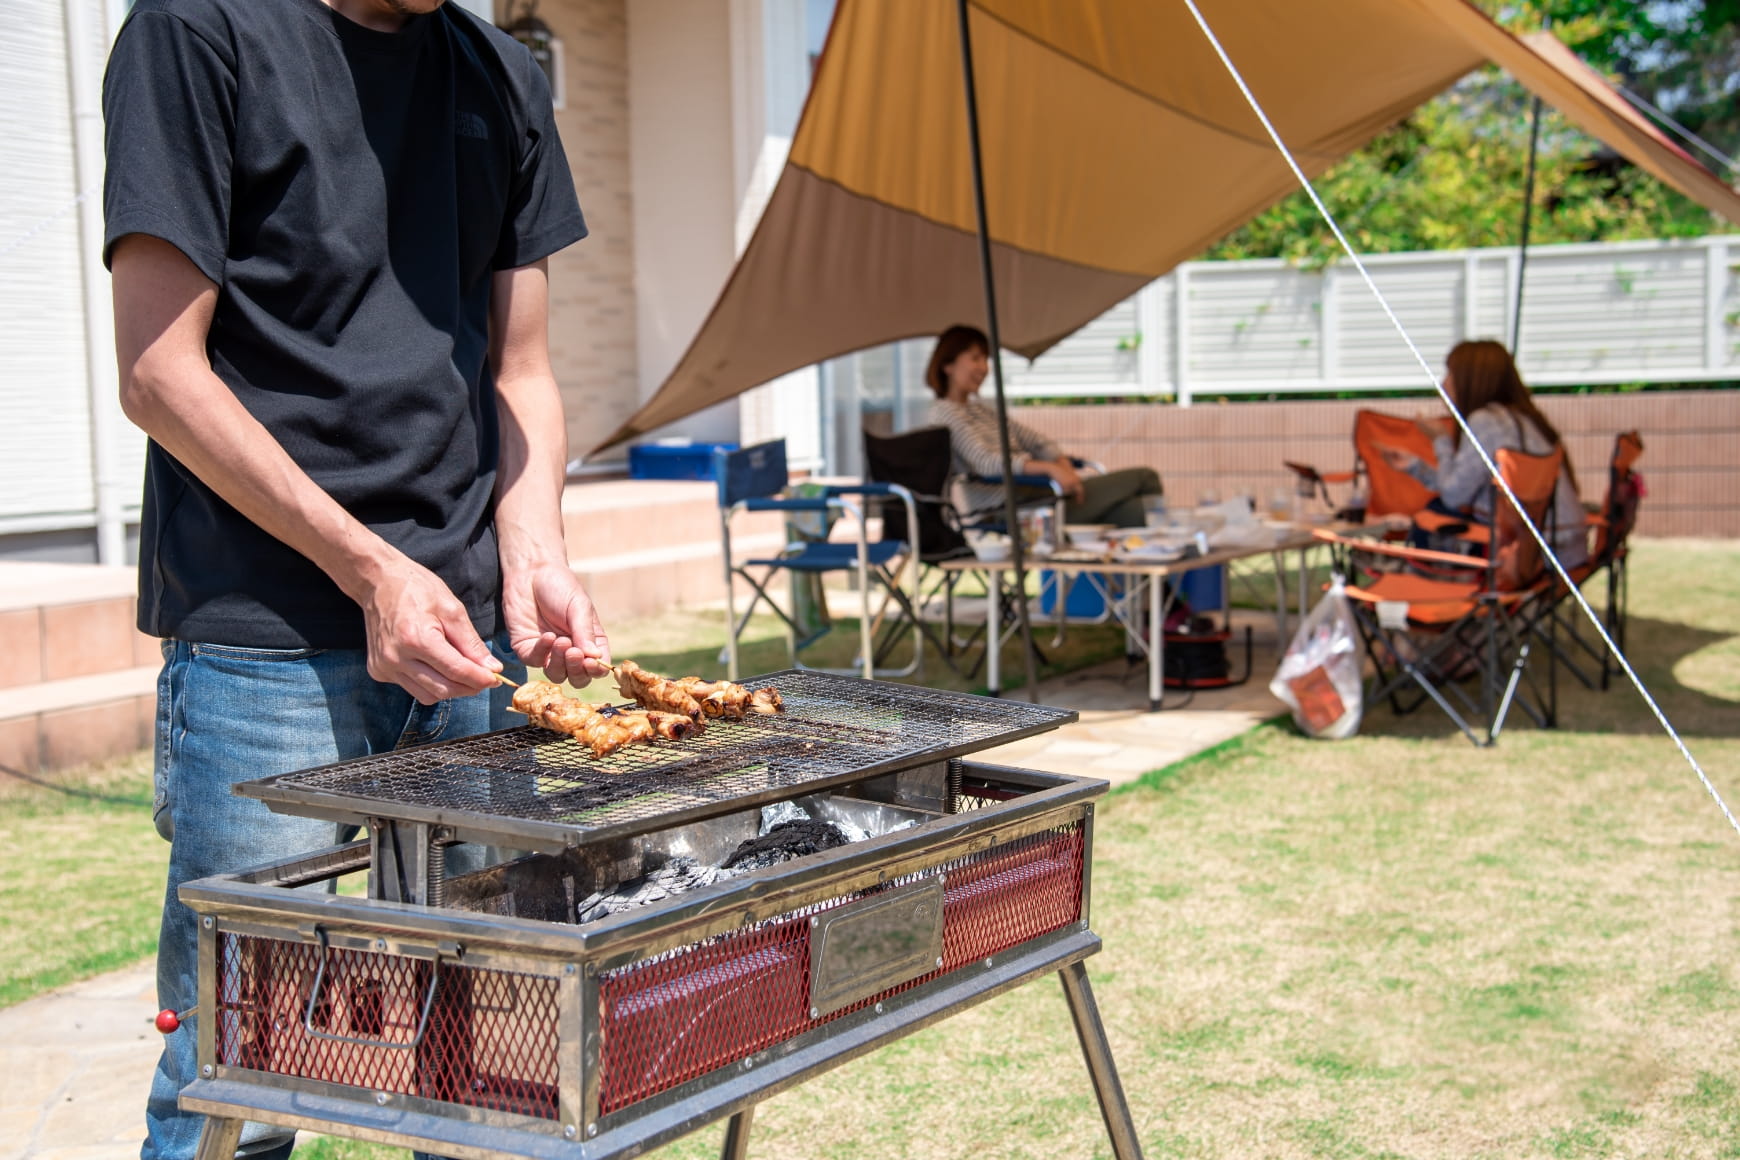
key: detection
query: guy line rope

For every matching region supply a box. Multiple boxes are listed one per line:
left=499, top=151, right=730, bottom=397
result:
left=1177, top=0, right=1740, bottom=841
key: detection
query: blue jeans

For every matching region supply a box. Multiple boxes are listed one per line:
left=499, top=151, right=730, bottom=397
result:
left=144, top=636, right=525, bottom=1160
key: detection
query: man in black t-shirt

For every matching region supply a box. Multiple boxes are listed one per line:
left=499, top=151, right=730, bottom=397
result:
left=103, top=2, right=604, bottom=1157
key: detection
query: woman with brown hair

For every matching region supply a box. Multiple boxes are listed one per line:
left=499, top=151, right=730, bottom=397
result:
left=1383, top=339, right=1587, bottom=567
left=924, top=324, right=1163, bottom=527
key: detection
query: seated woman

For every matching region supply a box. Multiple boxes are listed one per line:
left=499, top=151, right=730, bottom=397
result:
left=1383, top=339, right=1587, bottom=569
left=924, top=324, right=1163, bottom=527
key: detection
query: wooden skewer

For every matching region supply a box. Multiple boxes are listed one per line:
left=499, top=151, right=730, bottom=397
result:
left=495, top=673, right=521, bottom=689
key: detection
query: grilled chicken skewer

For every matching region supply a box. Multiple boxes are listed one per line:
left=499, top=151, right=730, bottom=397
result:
left=612, top=661, right=783, bottom=721
left=611, top=661, right=706, bottom=723
left=674, top=676, right=784, bottom=718
left=509, top=681, right=702, bottom=757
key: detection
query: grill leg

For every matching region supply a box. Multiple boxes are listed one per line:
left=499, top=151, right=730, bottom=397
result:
left=1059, top=961, right=1145, bottom=1160
left=720, top=1104, right=755, bottom=1160
left=192, top=1115, right=243, bottom=1160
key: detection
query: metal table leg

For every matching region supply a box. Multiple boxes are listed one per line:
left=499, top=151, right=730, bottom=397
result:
left=721, top=1104, right=755, bottom=1160
left=1297, top=545, right=1309, bottom=623
left=986, top=569, right=1002, bottom=697
left=1272, top=549, right=1288, bottom=647
left=1147, top=573, right=1163, bottom=712
left=1059, top=961, right=1145, bottom=1160
left=192, top=1115, right=244, bottom=1160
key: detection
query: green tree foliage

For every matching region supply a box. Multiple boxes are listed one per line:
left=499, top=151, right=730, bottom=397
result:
left=1206, top=1, right=1740, bottom=263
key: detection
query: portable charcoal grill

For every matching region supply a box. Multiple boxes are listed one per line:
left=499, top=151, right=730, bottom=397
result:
left=170, top=671, right=1144, bottom=1160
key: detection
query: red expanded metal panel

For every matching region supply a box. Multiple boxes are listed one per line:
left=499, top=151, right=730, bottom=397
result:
left=216, top=934, right=561, bottom=1120
left=597, top=821, right=1085, bottom=1115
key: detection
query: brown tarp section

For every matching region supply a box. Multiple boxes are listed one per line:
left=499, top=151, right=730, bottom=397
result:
left=594, top=0, right=1740, bottom=453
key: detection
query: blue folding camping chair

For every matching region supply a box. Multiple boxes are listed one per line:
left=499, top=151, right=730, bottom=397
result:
left=715, top=439, right=926, bottom=680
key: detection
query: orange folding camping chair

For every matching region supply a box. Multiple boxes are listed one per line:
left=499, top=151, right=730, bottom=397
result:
left=1286, top=409, right=1439, bottom=525
left=1313, top=445, right=1566, bottom=746
left=1519, top=431, right=1644, bottom=691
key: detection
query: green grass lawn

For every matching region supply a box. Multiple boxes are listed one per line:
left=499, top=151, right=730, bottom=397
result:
left=7, top=539, right=1740, bottom=1158
left=0, top=750, right=167, bottom=1007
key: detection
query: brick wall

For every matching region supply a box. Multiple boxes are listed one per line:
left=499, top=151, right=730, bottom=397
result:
left=509, top=0, right=641, bottom=462
left=1012, top=391, right=1740, bottom=538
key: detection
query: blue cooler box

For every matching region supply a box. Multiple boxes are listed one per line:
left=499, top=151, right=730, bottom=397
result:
left=1040, top=571, right=1111, bottom=619
left=1178, top=564, right=1225, bottom=613
left=628, top=441, right=738, bottom=481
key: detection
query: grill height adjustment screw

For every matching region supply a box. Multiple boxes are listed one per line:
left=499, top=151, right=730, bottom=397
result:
left=934, top=957, right=944, bottom=969
left=375, top=1092, right=389, bottom=1106
left=202, top=917, right=214, bottom=930
left=201, top=1065, right=213, bottom=1078
left=562, top=1125, right=576, bottom=1140
left=563, top=964, right=576, bottom=976
left=587, top=1124, right=598, bottom=1139
left=874, top=1002, right=885, bottom=1014
left=809, top=1007, right=820, bottom=1019
left=374, top=939, right=387, bottom=951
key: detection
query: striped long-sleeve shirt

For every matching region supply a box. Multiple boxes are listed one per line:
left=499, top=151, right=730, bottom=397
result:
left=1406, top=405, right=1587, bottom=568
left=928, top=396, right=1064, bottom=515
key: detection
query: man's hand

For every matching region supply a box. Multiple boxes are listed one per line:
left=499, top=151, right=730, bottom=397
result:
left=1379, top=444, right=1420, bottom=472
left=503, top=562, right=611, bottom=686
left=358, top=554, right=503, bottom=705
left=1046, top=459, right=1087, bottom=504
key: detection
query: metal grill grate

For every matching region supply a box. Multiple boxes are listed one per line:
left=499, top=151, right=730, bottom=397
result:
left=215, top=934, right=561, bottom=1119
left=241, top=671, right=1075, bottom=847
left=596, top=821, right=1085, bottom=1115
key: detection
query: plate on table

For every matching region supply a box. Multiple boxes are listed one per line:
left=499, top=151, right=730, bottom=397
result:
left=1064, top=523, right=1115, bottom=549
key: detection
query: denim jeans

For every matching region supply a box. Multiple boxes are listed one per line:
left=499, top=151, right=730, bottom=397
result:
left=143, top=635, right=525, bottom=1160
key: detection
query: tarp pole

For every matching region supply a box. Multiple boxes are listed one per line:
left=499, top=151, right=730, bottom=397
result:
left=1512, top=92, right=1543, bottom=354
left=954, top=0, right=1040, bottom=701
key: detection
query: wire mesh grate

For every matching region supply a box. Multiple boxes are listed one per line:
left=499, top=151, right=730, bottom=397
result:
left=595, top=821, right=1085, bottom=1115
left=245, top=671, right=1074, bottom=844
left=215, top=934, right=561, bottom=1119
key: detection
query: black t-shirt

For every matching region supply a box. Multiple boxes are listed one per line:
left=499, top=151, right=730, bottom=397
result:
left=103, top=0, right=587, bottom=648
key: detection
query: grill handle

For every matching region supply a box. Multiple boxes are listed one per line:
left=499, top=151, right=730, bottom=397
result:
left=302, top=925, right=444, bottom=1051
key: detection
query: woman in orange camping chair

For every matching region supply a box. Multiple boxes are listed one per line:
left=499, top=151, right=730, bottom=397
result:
left=1379, top=340, right=1588, bottom=570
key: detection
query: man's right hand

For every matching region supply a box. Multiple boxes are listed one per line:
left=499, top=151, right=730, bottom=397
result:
left=1047, top=459, right=1087, bottom=504
left=358, top=553, right=502, bottom=705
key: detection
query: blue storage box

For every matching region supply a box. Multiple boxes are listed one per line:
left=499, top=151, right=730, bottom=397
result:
left=1040, top=571, right=1112, bottom=620
left=628, top=441, right=738, bottom=482
left=1178, top=564, right=1225, bottom=613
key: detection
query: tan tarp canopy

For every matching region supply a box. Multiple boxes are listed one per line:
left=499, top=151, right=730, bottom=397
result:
left=595, top=0, right=1740, bottom=453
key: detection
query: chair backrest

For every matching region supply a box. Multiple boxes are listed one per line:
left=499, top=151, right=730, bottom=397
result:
left=1493, top=445, right=1565, bottom=592
left=714, top=439, right=788, bottom=508
left=864, top=426, right=967, bottom=559
left=1353, top=409, right=1439, bottom=519
left=1592, top=431, right=1644, bottom=564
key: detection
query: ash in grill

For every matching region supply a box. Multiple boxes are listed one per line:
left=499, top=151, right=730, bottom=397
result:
left=176, top=671, right=1145, bottom=1160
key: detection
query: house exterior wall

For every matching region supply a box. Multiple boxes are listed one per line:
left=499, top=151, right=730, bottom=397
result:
left=620, top=0, right=742, bottom=453
left=508, top=0, right=643, bottom=466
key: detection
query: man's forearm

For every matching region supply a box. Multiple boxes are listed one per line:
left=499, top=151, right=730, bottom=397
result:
left=493, top=368, right=571, bottom=572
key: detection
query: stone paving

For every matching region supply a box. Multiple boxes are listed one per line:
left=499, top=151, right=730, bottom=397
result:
left=2, top=619, right=1286, bottom=1160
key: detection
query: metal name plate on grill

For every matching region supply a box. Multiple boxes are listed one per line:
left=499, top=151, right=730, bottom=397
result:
left=808, top=879, right=945, bottom=1017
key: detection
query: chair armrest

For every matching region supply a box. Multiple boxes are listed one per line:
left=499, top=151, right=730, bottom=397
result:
left=822, top=482, right=897, bottom=498
left=968, top=472, right=1064, bottom=494
left=741, top=497, right=834, bottom=513
left=1311, top=528, right=1490, bottom=571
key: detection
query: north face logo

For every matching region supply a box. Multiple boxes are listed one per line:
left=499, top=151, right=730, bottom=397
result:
left=456, top=111, right=489, bottom=140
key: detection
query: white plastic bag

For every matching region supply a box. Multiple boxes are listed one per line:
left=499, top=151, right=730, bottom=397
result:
left=1270, top=574, right=1363, bottom=740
